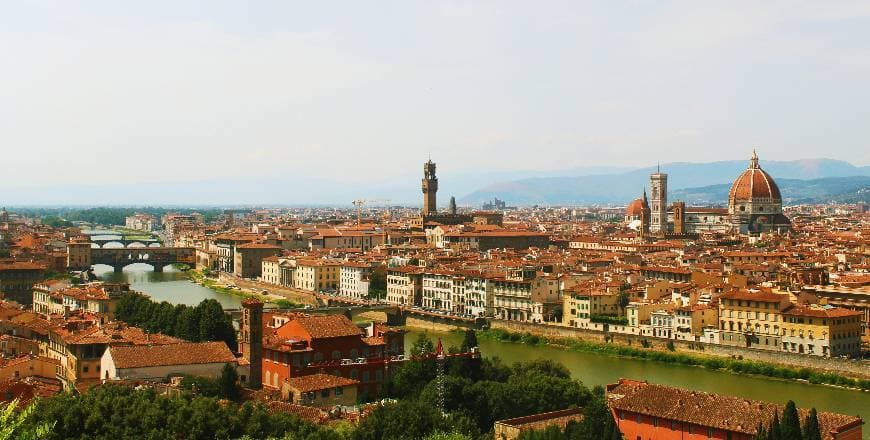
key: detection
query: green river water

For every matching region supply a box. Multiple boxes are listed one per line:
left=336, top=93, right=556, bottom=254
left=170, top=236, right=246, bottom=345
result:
left=96, top=264, right=868, bottom=436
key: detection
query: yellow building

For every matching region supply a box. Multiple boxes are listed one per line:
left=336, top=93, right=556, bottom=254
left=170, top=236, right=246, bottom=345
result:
left=293, top=260, right=341, bottom=292
left=780, top=305, right=863, bottom=357
left=674, top=304, right=718, bottom=341
left=563, top=287, right=621, bottom=328
left=718, top=290, right=789, bottom=351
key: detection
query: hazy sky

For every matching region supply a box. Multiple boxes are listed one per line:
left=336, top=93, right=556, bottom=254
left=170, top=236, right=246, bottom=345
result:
left=2, top=1, right=869, bottom=188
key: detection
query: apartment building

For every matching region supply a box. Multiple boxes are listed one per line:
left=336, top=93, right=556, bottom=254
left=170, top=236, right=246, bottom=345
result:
left=718, top=290, right=789, bottom=351
left=339, top=262, right=373, bottom=299
left=385, top=267, right=422, bottom=307
left=780, top=304, right=863, bottom=357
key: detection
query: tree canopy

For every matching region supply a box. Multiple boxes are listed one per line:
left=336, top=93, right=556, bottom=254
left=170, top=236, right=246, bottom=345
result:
left=114, top=293, right=237, bottom=350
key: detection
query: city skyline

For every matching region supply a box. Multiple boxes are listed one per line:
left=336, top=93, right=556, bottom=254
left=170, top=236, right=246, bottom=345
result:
left=2, top=1, right=870, bottom=191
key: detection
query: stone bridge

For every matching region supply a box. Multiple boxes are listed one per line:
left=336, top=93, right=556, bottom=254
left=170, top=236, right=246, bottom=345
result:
left=88, top=247, right=195, bottom=272
left=89, top=238, right=163, bottom=248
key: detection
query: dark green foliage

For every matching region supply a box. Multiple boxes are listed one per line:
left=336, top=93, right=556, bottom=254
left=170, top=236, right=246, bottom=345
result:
left=42, top=216, right=73, bottom=228
left=401, top=358, right=591, bottom=435
left=411, top=332, right=436, bottom=355
left=769, top=412, right=782, bottom=440
left=274, top=299, right=301, bottom=309
left=517, top=395, right=621, bottom=440
left=590, top=314, right=629, bottom=326
left=666, top=340, right=676, bottom=351
left=802, top=408, right=821, bottom=440
left=114, top=292, right=237, bottom=350
left=29, top=384, right=340, bottom=440
left=179, top=364, right=240, bottom=401
left=780, top=401, right=802, bottom=440
left=352, top=400, right=452, bottom=440
left=460, top=329, right=478, bottom=353
left=755, top=423, right=768, bottom=440
left=218, top=363, right=241, bottom=401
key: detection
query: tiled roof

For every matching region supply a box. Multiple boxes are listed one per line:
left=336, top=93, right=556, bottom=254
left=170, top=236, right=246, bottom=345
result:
left=283, top=373, right=359, bottom=393
left=109, top=341, right=236, bottom=369
left=261, top=400, right=329, bottom=423
left=295, top=315, right=362, bottom=339
left=781, top=304, right=862, bottom=319
left=608, top=380, right=861, bottom=438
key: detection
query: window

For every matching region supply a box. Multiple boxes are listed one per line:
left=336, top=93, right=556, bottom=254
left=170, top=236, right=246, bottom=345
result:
left=335, top=387, right=343, bottom=396
left=321, top=389, right=330, bottom=398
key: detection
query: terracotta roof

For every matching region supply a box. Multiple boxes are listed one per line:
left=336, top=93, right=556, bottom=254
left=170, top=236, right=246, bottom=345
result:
left=608, top=380, right=861, bottom=439
left=294, top=315, right=362, bottom=339
left=261, top=400, right=328, bottom=423
left=781, top=304, right=862, bottom=319
left=728, top=154, right=782, bottom=201
left=720, top=290, right=786, bottom=303
left=626, top=198, right=645, bottom=216
left=108, top=341, right=236, bottom=369
left=283, top=373, right=359, bottom=393
left=237, top=243, right=282, bottom=250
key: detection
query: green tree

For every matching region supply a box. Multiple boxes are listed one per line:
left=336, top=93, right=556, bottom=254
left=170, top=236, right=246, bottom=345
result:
left=574, top=393, right=620, bottom=440
left=423, top=432, right=472, bottom=440
left=802, top=408, right=821, bottom=440
left=0, top=399, right=54, bottom=440
left=780, top=401, right=802, bottom=440
left=754, top=423, right=768, bottom=440
left=352, top=400, right=451, bottom=440
left=411, top=333, right=435, bottom=356
left=768, top=412, right=782, bottom=440
left=218, top=363, right=241, bottom=401
left=459, top=330, right=478, bottom=352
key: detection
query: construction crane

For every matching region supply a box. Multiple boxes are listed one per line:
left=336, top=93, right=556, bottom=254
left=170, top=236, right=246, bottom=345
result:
left=351, top=199, right=390, bottom=226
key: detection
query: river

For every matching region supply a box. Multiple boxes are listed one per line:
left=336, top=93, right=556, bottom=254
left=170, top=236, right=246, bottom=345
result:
left=93, top=264, right=244, bottom=309
left=94, top=265, right=868, bottom=435
left=406, top=329, right=869, bottom=435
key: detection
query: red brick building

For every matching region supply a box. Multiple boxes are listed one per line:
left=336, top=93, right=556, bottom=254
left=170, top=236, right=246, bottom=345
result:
left=244, top=303, right=404, bottom=397
left=607, top=379, right=863, bottom=440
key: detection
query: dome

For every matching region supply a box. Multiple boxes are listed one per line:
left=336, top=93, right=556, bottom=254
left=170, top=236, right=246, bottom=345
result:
left=728, top=151, right=781, bottom=202
left=626, top=198, right=645, bottom=216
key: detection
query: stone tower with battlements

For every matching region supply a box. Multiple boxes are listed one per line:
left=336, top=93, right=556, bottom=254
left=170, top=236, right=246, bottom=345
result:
left=422, top=160, right=438, bottom=215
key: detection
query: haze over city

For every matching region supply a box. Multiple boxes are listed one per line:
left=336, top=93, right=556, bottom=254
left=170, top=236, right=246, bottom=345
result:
left=2, top=1, right=870, bottom=199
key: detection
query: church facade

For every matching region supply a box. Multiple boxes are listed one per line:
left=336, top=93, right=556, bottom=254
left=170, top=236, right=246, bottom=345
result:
left=626, top=151, right=790, bottom=236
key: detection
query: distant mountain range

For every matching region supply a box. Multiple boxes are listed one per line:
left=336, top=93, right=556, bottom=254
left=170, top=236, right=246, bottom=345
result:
left=459, top=159, right=870, bottom=206
left=2, top=158, right=867, bottom=206
left=670, top=176, right=870, bottom=205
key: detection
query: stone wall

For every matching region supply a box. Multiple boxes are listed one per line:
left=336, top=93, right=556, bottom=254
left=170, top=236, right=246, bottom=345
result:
left=489, top=319, right=870, bottom=379
left=405, top=316, right=474, bottom=332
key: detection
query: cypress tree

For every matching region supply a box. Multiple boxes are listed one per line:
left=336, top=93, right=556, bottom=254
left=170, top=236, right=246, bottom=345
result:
left=781, top=401, right=802, bottom=440
left=802, top=408, right=822, bottom=440
left=754, top=423, right=767, bottom=440
left=769, top=412, right=782, bottom=440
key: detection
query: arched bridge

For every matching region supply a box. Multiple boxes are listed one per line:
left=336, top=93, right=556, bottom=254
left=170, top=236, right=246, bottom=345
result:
left=82, top=230, right=163, bottom=248
left=89, top=247, right=195, bottom=272
left=89, top=238, right=163, bottom=248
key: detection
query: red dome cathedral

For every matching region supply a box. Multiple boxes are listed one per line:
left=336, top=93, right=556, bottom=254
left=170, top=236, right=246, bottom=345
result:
left=727, top=150, right=790, bottom=234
